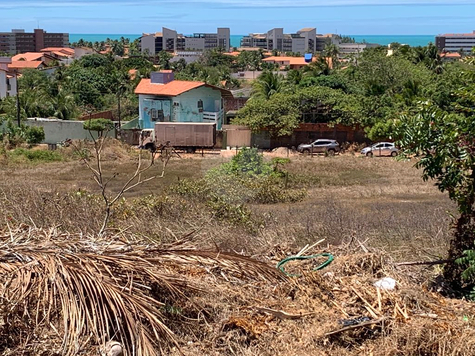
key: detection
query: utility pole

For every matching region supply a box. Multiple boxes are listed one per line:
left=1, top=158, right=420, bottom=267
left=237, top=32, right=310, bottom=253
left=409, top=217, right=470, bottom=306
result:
left=15, top=71, right=20, bottom=126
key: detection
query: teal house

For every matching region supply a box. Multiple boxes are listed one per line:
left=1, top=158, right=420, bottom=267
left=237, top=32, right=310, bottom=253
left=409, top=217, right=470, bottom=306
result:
left=134, top=70, right=232, bottom=130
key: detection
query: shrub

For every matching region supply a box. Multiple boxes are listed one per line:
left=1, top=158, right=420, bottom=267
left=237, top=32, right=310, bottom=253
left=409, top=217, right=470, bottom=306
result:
left=220, top=147, right=273, bottom=176
left=0, top=121, right=45, bottom=147
left=169, top=151, right=306, bottom=227
left=25, top=126, right=45, bottom=144
left=9, top=148, right=63, bottom=162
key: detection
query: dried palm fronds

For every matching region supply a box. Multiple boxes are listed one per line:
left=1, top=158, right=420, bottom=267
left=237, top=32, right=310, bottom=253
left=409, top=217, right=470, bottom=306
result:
left=0, top=227, right=282, bottom=355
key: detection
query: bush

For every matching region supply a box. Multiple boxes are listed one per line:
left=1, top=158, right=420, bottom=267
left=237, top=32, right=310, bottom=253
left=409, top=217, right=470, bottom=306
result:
left=0, top=121, right=45, bottom=147
left=25, top=126, right=45, bottom=144
left=9, top=148, right=63, bottom=162
left=169, top=151, right=306, bottom=227
left=220, top=147, right=273, bottom=176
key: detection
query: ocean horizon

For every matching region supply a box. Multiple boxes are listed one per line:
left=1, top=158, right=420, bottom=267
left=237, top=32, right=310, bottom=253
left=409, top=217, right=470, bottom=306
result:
left=69, top=34, right=436, bottom=48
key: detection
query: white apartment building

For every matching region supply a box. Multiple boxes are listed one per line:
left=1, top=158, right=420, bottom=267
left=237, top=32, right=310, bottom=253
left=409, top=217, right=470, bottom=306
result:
left=241, top=28, right=316, bottom=53
left=140, top=27, right=230, bottom=55
left=436, top=31, right=475, bottom=53
left=0, top=57, right=17, bottom=99
left=337, top=42, right=379, bottom=56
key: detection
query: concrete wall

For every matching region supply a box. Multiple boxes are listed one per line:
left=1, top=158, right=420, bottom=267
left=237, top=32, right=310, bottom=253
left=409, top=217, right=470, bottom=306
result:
left=25, top=118, right=116, bottom=144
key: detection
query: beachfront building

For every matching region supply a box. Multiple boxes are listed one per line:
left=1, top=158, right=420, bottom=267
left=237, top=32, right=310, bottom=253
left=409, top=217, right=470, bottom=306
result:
left=436, top=31, right=475, bottom=53
left=315, top=34, right=340, bottom=51
left=0, top=29, right=69, bottom=55
left=140, top=27, right=230, bottom=55
left=337, top=42, right=380, bottom=57
left=240, top=28, right=316, bottom=53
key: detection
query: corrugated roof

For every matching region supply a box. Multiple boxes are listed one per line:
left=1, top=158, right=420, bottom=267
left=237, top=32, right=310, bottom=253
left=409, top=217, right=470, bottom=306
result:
left=135, top=78, right=233, bottom=98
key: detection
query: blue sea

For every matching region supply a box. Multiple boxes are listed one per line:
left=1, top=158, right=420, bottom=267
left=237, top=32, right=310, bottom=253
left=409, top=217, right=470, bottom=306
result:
left=69, top=34, right=435, bottom=48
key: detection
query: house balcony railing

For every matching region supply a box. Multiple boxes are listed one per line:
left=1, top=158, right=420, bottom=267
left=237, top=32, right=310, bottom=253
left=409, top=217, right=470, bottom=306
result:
left=203, top=109, right=224, bottom=125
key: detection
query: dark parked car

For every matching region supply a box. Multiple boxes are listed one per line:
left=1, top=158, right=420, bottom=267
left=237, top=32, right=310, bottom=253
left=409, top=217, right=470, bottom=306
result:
left=297, top=139, right=340, bottom=155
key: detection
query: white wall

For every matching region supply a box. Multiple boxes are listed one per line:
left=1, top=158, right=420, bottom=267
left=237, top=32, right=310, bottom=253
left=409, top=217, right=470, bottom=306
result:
left=26, top=118, right=116, bottom=144
left=0, top=71, right=7, bottom=99
left=7, top=74, right=16, bottom=97
left=140, top=34, right=156, bottom=55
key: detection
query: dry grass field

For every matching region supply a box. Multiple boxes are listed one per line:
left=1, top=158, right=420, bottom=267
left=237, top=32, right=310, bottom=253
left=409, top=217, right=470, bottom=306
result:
left=2, top=143, right=472, bottom=356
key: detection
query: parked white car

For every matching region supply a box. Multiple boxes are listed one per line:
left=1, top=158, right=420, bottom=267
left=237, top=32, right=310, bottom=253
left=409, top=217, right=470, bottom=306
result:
left=361, top=142, right=399, bottom=157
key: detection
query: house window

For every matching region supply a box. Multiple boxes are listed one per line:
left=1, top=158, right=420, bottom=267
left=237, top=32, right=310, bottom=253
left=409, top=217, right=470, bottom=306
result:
left=198, top=99, right=203, bottom=113
left=150, top=108, right=158, bottom=121
left=151, top=109, right=164, bottom=122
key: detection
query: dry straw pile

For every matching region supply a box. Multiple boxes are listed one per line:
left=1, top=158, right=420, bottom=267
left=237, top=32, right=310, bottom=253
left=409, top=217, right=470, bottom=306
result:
left=1, top=226, right=474, bottom=355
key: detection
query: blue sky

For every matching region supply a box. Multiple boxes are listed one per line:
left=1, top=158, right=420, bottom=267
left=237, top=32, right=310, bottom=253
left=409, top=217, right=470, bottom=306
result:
left=1, top=0, right=475, bottom=35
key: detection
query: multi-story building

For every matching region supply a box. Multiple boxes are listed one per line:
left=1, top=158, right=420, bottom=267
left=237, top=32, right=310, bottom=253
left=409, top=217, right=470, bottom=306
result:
left=436, top=31, right=475, bottom=53
left=0, top=29, right=69, bottom=55
left=315, top=34, right=340, bottom=52
left=240, top=28, right=316, bottom=53
left=337, top=42, right=379, bottom=56
left=140, top=27, right=230, bottom=55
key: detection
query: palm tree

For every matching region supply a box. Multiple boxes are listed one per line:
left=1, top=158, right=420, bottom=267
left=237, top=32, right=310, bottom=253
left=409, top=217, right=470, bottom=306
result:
left=303, top=56, right=331, bottom=78
left=286, top=69, right=303, bottom=86
left=324, top=43, right=340, bottom=69
left=51, top=88, right=77, bottom=120
left=251, top=71, right=286, bottom=100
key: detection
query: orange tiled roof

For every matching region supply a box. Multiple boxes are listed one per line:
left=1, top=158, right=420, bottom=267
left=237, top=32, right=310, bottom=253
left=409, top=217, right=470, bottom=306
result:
left=41, top=47, right=74, bottom=54
left=12, top=52, right=44, bottom=61
left=224, top=51, right=240, bottom=56
left=8, top=61, right=44, bottom=69
left=441, top=52, right=462, bottom=58
left=263, top=56, right=312, bottom=65
left=135, top=78, right=233, bottom=98
left=135, top=79, right=205, bottom=96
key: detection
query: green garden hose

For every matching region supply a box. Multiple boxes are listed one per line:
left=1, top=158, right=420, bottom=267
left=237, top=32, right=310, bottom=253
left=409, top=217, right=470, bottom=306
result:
left=277, top=253, right=334, bottom=277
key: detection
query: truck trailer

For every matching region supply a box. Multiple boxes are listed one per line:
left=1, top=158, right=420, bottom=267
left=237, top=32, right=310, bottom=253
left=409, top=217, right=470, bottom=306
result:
left=139, top=122, right=216, bottom=153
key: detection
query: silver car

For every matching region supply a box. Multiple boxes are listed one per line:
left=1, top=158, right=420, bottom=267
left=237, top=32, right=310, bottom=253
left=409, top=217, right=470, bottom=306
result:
left=361, top=142, right=398, bottom=157
left=297, top=139, right=340, bottom=155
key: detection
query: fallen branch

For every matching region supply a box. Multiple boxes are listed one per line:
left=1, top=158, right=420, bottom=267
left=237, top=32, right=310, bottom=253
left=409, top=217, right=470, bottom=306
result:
left=395, top=259, right=455, bottom=267
left=325, top=318, right=385, bottom=337
left=253, top=307, right=314, bottom=320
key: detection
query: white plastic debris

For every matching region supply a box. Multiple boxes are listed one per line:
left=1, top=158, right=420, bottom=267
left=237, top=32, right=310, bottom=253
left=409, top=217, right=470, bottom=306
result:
left=373, top=277, right=396, bottom=290
left=105, top=340, right=123, bottom=356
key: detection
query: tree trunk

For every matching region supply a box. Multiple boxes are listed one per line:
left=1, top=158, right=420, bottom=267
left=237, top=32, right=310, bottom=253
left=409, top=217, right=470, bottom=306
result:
left=444, top=212, right=475, bottom=293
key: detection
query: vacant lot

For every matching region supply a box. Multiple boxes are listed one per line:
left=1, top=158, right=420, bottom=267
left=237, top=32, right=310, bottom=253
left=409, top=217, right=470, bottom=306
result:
left=2, top=145, right=467, bottom=356
left=0, top=146, right=453, bottom=261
